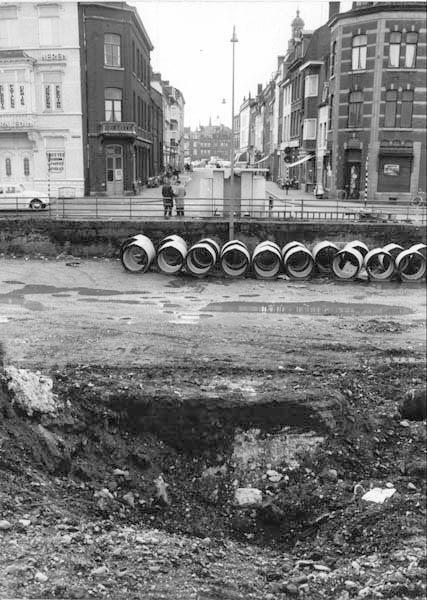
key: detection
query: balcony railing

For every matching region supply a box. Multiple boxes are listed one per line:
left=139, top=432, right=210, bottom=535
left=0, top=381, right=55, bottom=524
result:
left=0, top=113, right=35, bottom=130
left=99, top=121, right=137, bottom=137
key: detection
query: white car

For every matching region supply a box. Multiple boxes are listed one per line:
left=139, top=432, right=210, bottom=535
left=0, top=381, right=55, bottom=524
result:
left=0, top=183, right=50, bottom=210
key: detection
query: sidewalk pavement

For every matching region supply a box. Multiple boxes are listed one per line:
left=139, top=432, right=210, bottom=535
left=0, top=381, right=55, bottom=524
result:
left=265, top=181, right=315, bottom=201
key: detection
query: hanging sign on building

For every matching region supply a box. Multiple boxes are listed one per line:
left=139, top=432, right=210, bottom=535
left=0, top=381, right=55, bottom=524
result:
left=47, top=152, right=65, bottom=173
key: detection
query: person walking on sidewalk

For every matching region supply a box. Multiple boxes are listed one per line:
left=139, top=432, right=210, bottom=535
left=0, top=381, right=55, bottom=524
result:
left=162, top=178, right=174, bottom=218
left=173, top=179, right=186, bottom=217
left=284, top=178, right=290, bottom=195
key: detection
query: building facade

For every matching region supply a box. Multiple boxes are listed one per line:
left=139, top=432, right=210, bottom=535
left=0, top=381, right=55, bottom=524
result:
left=0, top=2, right=84, bottom=196
left=328, top=2, right=426, bottom=201
left=79, top=2, right=155, bottom=195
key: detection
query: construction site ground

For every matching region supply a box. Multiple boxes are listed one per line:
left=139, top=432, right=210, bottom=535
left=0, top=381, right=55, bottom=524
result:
left=0, top=257, right=426, bottom=600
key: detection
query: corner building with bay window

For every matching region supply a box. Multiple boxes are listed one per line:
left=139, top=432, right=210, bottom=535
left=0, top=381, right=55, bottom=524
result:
left=78, top=2, right=154, bottom=195
left=328, top=2, right=426, bottom=201
left=0, top=2, right=84, bottom=196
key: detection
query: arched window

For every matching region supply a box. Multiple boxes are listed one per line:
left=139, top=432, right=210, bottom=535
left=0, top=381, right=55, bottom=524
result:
left=352, top=34, right=367, bottom=70
left=104, top=34, right=121, bottom=67
left=389, top=32, right=401, bottom=67
left=5, top=157, right=11, bottom=176
left=23, top=157, right=30, bottom=176
left=348, top=91, right=363, bottom=128
left=104, top=88, right=122, bottom=122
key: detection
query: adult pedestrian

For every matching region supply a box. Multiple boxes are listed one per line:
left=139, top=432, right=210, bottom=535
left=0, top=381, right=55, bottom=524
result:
left=284, top=178, right=291, bottom=195
left=173, top=179, right=186, bottom=217
left=161, top=178, right=174, bottom=218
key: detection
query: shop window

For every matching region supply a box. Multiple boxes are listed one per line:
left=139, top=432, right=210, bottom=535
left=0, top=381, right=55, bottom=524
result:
left=405, top=32, right=418, bottom=68
left=303, top=118, right=317, bottom=140
left=104, top=34, right=121, bottom=67
left=5, top=158, right=11, bottom=176
left=388, top=32, right=401, bottom=67
left=23, top=157, right=30, bottom=176
left=352, top=34, right=367, bottom=70
left=384, top=90, right=397, bottom=127
left=39, top=17, right=59, bottom=46
left=348, top=91, right=363, bottom=128
left=378, top=156, right=411, bottom=192
left=401, top=90, right=414, bottom=128
left=105, top=88, right=122, bottom=122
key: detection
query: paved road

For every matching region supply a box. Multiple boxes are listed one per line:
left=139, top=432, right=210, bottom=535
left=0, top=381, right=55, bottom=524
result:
left=0, top=167, right=424, bottom=223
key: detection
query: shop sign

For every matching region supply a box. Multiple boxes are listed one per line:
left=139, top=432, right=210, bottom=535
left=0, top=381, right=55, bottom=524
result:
left=383, top=163, right=399, bottom=176
left=115, top=169, right=123, bottom=180
left=41, top=53, right=66, bottom=61
left=47, top=152, right=64, bottom=173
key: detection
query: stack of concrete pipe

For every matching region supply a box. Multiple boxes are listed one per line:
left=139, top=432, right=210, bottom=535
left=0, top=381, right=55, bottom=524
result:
left=119, top=234, right=426, bottom=281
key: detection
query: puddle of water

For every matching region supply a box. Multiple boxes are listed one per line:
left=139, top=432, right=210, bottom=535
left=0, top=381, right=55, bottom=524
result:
left=0, top=284, right=142, bottom=298
left=2, top=280, right=25, bottom=285
left=52, top=293, right=72, bottom=297
left=239, top=294, right=260, bottom=298
left=202, top=301, right=414, bottom=317
left=0, top=297, right=45, bottom=311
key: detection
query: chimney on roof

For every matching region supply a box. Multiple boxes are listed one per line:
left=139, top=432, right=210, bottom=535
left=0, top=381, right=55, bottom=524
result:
left=257, top=83, right=262, bottom=96
left=328, top=2, right=340, bottom=19
left=277, top=55, right=285, bottom=69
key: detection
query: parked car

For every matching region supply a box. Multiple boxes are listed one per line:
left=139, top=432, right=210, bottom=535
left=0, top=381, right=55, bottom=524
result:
left=0, top=184, right=50, bottom=210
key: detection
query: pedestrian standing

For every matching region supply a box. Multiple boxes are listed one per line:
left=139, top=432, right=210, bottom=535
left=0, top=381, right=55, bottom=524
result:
left=161, top=178, right=174, bottom=218
left=284, top=178, right=290, bottom=195
left=173, top=179, right=186, bottom=217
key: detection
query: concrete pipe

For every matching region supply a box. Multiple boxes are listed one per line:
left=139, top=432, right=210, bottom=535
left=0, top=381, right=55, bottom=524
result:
left=364, top=248, right=395, bottom=281
left=281, top=241, right=304, bottom=258
left=157, top=235, right=188, bottom=275
left=120, top=234, right=156, bottom=273
left=409, top=243, right=426, bottom=258
left=396, top=248, right=426, bottom=281
left=312, top=240, right=339, bottom=274
left=252, top=241, right=282, bottom=279
left=332, top=247, right=364, bottom=280
left=283, top=244, right=314, bottom=279
left=345, top=240, right=369, bottom=258
left=382, top=243, right=403, bottom=260
left=185, top=238, right=220, bottom=277
left=220, top=240, right=251, bottom=277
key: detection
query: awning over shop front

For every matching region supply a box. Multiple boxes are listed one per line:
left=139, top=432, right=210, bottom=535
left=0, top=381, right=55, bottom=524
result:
left=235, top=151, right=248, bottom=162
left=254, top=155, right=269, bottom=164
left=285, top=154, right=314, bottom=168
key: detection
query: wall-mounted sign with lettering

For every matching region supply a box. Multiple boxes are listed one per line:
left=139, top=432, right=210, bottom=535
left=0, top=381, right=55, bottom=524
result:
left=41, top=53, right=66, bottom=61
left=47, top=152, right=65, bottom=173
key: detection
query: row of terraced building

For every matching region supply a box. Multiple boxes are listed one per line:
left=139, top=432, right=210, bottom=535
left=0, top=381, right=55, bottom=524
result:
left=235, top=1, right=426, bottom=202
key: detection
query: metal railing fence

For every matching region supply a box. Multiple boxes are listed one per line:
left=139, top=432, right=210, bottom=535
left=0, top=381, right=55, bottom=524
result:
left=0, top=195, right=425, bottom=224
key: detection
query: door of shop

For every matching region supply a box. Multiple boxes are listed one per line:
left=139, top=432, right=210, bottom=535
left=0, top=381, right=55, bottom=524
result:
left=106, top=145, right=123, bottom=195
left=344, top=162, right=361, bottom=199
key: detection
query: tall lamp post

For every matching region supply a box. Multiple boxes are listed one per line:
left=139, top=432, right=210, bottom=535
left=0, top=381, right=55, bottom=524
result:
left=229, top=25, right=238, bottom=240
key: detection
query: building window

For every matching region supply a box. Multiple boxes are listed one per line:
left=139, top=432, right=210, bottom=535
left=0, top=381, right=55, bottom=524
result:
left=0, top=6, right=18, bottom=47
left=352, top=34, right=367, bottom=70
left=45, top=85, right=51, bottom=109
left=303, top=118, right=317, bottom=140
left=104, top=34, right=121, bottom=67
left=9, top=84, right=15, bottom=108
left=132, top=41, right=135, bottom=73
left=55, top=85, right=62, bottom=109
left=5, top=158, right=11, bottom=176
left=328, top=94, right=334, bottom=130
left=401, top=90, right=414, bottom=128
left=0, top=85, right=4, bottom=110
left=348, top=91, right=363, bottom=128
left=330, top=41, right=336, bottom=76
left=39, top=17, right=59, bottom=46
left=23, top=157, right=30, bottom=176
left=304, top=74, right=318, bottom=97
left=105, top=88, right=122, bottom=121
left=389, top=32, right=401, bottom=67
left=44, top=84, right=61, bottom=110
left=405, top=32, right=418, bottom=68
left=384, top=90, right=397, bottom=127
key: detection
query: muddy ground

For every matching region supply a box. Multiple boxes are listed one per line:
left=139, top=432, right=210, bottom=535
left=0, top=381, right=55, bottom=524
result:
left=0, top=257, right=426, bottom=600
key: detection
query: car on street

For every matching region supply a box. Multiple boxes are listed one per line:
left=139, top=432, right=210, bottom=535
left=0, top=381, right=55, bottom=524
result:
left=0, top=184, right=50, bottom=210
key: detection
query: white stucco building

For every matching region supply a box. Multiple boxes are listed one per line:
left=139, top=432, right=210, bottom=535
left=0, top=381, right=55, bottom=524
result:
left=0, top=2, right=84, bottom=196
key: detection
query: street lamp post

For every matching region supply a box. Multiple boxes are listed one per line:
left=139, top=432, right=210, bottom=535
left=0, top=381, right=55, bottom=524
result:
left=229, top=25, right=238, bottom=241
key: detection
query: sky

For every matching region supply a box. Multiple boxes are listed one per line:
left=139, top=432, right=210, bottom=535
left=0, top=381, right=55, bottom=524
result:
left=131, top=0, right=353, bottom=129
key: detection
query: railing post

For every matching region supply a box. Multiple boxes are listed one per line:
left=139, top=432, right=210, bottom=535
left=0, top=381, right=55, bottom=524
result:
left=301, top=199, right=304, bottom=219
left=96, top=196, right=98, bottom=219
left=62, top=196, right=65, bottom=219
left=129, top=195, right=132, bottom=219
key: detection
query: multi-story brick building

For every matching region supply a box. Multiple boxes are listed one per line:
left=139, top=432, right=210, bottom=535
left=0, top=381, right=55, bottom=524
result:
left=78, top=2, right=155, bottom=195
left=0, top=2, right=84, bottom=196
left=151, top=73, right=185, bottom=170
left=328, top=1, right=426, bottom=201
left=185, top=122, right=231, bottom=162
